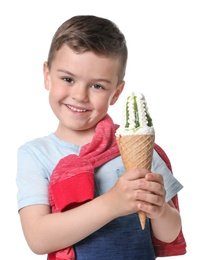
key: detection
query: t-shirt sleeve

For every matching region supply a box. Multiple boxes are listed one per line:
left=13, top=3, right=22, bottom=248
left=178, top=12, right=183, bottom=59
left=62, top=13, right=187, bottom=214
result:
left=151, top=149, right=183, bottom=202
left=16, top=146, right=50, bottom=210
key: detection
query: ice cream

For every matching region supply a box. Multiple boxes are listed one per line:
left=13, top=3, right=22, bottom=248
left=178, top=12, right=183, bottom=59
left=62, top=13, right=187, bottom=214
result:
left=116, top=92, right=155, bottom=230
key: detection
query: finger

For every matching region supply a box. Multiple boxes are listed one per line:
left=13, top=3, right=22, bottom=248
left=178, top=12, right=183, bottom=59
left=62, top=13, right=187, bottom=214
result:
left=136, top=190, right=165, bottom=207
left=126, top=168, right=151, bottom=181
left=138, top=201, right=162, bottom=217
left=145, top=172, right=164, bottom=185
left=136, top=176, right=165, bottom=197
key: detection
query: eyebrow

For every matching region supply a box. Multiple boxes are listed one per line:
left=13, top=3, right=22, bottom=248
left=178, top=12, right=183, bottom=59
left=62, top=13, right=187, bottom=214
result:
left=57, top=69, right=112, bottom=84
left=57, top=69, right=74, bottom=76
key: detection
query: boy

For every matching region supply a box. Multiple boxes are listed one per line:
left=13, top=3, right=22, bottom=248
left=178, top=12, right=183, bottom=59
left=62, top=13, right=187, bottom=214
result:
left=16, top=15, right=186, bottom=259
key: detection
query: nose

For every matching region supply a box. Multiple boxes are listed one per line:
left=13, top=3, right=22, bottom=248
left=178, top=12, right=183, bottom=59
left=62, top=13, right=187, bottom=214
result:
left=71, top=84, right=89, bottom=102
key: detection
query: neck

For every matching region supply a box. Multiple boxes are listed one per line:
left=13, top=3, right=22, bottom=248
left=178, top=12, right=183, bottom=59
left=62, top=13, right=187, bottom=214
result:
left=54, top=126, right=95, bottom=146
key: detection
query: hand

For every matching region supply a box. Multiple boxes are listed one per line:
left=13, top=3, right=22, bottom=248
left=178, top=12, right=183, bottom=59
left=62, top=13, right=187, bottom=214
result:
left=108, top=169, right=166, bottom=218
left=136, top=172, right=166, bottom=220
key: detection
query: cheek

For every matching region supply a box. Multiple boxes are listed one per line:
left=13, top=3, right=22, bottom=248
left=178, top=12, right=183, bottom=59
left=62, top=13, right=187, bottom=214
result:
left=49, top=85, right=65, bottom=99
left=91, top=95, right=107, bottom=109
left=48, top=89, right=61, bottom=106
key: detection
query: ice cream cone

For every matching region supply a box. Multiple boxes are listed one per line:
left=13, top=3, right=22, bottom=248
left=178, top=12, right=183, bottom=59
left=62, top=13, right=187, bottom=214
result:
left=116, top=134, right=155, bottom=230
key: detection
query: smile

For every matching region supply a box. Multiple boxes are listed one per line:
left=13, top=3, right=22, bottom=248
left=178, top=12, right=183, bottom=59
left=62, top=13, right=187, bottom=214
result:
left=67, top=105, right=87, bottom=112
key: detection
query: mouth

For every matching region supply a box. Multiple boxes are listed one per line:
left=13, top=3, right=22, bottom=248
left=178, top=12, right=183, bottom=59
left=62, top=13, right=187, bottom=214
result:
left=66, top=104, right=88, bottom=113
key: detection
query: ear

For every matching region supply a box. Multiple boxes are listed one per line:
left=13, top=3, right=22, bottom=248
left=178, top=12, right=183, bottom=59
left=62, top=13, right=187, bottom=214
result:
left=110, top=81, right=125, bottom=105
left=43, top=61, right=50, bottom=90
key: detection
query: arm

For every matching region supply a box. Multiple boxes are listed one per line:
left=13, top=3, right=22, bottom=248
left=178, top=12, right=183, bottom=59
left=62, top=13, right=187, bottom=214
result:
left=19, top=191, right=118, bottom=255
left=150, top=200, right=181, bottom=242
left=19, top=168, right=153, bottom=255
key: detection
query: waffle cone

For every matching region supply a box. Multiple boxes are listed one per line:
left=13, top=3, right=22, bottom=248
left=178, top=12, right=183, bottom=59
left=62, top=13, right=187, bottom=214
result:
left=116, top=134, right=155, bottom=230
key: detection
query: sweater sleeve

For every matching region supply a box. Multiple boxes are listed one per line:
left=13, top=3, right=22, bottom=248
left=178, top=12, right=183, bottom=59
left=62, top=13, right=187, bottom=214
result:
left=48, top=155, right=95, bottom=212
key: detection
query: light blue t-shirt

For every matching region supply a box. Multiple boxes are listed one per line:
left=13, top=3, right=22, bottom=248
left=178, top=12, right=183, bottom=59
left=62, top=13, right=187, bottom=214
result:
left=16, top=133, right=183, bottom=260
left=16, top=133, right=182, bottom=210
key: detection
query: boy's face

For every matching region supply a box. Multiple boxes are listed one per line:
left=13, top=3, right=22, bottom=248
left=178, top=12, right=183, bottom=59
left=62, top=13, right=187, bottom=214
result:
left=43, top=45, right=124, bottom=137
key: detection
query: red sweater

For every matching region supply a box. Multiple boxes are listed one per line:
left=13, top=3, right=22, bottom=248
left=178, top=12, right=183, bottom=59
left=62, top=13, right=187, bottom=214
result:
left=48, top=115, right=186, bottom=259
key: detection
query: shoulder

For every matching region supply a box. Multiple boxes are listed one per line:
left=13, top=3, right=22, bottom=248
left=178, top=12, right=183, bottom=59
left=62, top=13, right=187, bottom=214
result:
left=17, top=135, right=53, bottom=160
left=17, top=133, right=81, bottom=161
left=18, top=134, right=54, bottom=150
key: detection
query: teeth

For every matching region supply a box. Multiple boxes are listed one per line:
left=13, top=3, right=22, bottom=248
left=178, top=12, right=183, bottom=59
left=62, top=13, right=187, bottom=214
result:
left=67, top=105, right=87, bottom=112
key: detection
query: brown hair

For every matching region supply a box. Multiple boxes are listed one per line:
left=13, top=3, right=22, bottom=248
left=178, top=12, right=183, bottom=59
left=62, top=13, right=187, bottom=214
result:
left=47, top=15, right=128, bottom=82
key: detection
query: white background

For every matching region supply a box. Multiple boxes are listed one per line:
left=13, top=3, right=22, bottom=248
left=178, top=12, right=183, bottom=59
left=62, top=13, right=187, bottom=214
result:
left=0, top=0, right=200, bottom=259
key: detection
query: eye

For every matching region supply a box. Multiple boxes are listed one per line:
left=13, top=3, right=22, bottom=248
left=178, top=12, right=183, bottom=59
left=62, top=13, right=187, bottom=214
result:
left=63, top=77, right=74, bottom=84
left=91, top=84, right=104, bottom=90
